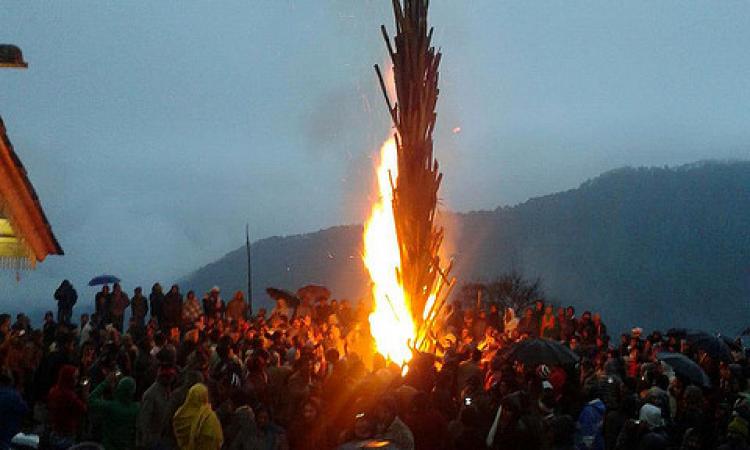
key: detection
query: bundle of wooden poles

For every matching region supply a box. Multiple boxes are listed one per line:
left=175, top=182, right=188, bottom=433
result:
left=375, top=0, right=455, bottom=352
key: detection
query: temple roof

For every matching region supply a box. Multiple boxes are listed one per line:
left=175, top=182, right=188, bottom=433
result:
left=0, top=116, right=62, bottom=268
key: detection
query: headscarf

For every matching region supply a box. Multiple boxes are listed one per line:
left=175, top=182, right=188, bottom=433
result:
left=173, top=383, right=223, bottom=450
left=114, top=376, right=136, bottom=403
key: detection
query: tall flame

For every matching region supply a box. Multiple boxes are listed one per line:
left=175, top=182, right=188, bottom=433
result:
left=363, top=137, right=416, bottom=368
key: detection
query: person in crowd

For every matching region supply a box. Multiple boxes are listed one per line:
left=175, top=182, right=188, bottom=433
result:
left=131, top=286, right=149, bottom=328
left=89, top=373, right=139, bottom=450
left=110, top=283, right=130, bottom=333
left=182, top=290, right=203, bottom=328
left=46, top=364, right=87, bottom=448
left=150, top=283, right=166, bottom=325
left=226, top=291, right=248, bottom=323
left=287, top=396, right=331, bottom=450
left=203, top=287, right=225, bottom=321
left=3, top=280, right=750, bottom=450
left=0, top=368, right=28, bottom=449
left=173, top=383, right=223, bottom=450
left=374, top=395, right=414, bottom=450
left=137, top=363, right=177, bottom=449
left=576, top=386, right=606, bottom=450
left=517, top=307, right=538, bottom=337
left=503, top=307, right=519, bottom=337
left=163, top=284, right=184, bottom=331
left=540, top=304, right=558, bottom=339
left=95, top=285, right=112, bottom=326
left=53, top=279, right=77, bottom=325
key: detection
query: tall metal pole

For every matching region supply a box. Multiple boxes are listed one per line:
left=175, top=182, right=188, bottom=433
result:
left=246, top=223, right=253, bottom=317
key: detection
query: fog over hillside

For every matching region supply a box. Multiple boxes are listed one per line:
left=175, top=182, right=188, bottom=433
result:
left=180, top=161, right=750, bottom=335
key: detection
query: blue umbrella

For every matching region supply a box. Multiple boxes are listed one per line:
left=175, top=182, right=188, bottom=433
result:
left=88, top=274, right=121, bottom=286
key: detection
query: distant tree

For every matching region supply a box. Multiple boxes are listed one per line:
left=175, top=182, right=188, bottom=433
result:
left=457, top=272, right=544, bottom=313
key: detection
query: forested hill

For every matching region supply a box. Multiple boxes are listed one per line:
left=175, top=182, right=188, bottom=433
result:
left=181, top=161, right=750, bottom=334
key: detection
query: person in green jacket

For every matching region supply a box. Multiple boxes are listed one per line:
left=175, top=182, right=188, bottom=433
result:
left=89, top=373, right=139, bottom=450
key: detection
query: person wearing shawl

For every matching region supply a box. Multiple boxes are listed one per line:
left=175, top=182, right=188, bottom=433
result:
left=163, top=285, right=184, bottom=331
left=173, top=383, right=223, bottom=450
left=47, top=364, right=87, bottom=447
left=503, top=308, right=519, bottom=338
left=89, top=374, right=139, bottom=450
left=225, top=291, right=248, bottom=323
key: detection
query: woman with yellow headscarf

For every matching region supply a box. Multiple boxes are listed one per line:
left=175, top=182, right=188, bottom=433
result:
left=173, top=383, right=223, bottom=450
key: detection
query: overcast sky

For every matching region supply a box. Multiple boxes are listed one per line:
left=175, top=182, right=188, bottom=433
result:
left=2, top=1, right=749, bottom=307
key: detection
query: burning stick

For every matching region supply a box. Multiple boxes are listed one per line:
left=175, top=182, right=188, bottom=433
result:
left=375, top=0, right=452, bottom=340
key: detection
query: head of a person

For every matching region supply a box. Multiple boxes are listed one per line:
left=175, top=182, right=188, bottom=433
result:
left=581, top=311, right=592, bottom=322
left=353, top=412, right=375, bottom=439
left=535, top=300, right=544, bottom=311
left=184, top=383, right=209, bottom=408
left=113, top=283, right=122, bottom=293
left=566, top=306, right=575, bottom=317
left=152, top=283, right=162, bottom=294
left=44, top=311, right=54, bottom=322
left=727, top=417, right=749, bottom=444
left=134, top=286, right=142, bottom=296
left=56, top=364, right=79, bottom=390
left=680, top=427, right=703, bottom=450
left=500, top=391, right=526, bottom=426
left=255, top=406, right=271, bottom=430
left=169, top=284, right=179, bottom=295
left=115, top=377, right=136, bottom=404
left=102, top=285, right=110, bottom=294
left=638, top=403, right=665, bottom=430
left=302, top=397, right=321, bottom=423
left=544, top=305, right=553, bottom=315
left=374, top=395, right=398, bottom=428
left=593, top=312, right=601, bottom=324
left=210, top=286, right=220, bottom=299
left=524, top=307, right=533, bottom=319
left=157, top=364, right=177, bottom=386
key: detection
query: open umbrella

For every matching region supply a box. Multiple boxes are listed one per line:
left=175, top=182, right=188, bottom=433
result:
left=505, top=338, right=580, bottom=367
left=88, top=274, right=120, bottom=286
left=657, top=352, right=711, bottom=388
left=684, top=331, right=733, bottom=362
left=297, top=285, right=331, bottom=302
left=265, top=287, right=300, bottom=308
left=719, top=334, right=743, bottom=352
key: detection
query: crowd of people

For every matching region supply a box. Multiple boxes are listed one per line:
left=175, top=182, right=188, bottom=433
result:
left=1, top=280, right=750, bottom=450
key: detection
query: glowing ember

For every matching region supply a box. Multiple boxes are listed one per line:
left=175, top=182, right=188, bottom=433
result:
left=363, top=137, right=415, bottom=368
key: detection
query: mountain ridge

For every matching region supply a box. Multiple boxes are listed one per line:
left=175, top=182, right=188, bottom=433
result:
left=181, top=160, right=750, bottom=334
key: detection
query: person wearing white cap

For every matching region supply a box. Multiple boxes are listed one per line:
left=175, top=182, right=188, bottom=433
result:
left=637, top=403, right=669, bottom=449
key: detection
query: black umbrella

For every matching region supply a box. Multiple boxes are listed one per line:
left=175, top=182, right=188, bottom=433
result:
left=684, top=331, right=733, bottom=362
left=719, top=334, right=743, bottom=352
left=297, top=285, right=331, bottom=302
left=265, top=287, right=300, bottom=308
left=505, top=338, right=580, bottom=367
left=657, top=352, right=711, bottom=388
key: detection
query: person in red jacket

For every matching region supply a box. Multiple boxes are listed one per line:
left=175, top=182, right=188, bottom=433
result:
left=47, top=364, right=87, bottom=447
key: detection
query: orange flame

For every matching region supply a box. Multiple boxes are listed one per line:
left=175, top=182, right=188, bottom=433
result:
left=363, top=137, right=416, bottom=368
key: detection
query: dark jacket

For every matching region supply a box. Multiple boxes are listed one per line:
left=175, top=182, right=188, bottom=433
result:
left=0, top=384, right=29, bottom=449
left=162, top=290, right=183, bottom=329
left=54, top=280, right=77, bottom=309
